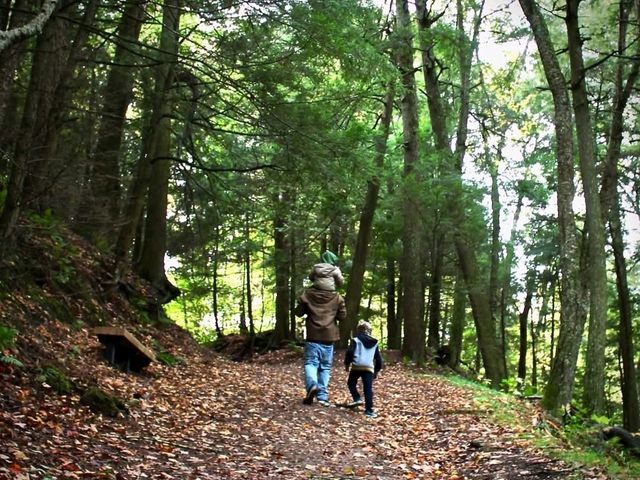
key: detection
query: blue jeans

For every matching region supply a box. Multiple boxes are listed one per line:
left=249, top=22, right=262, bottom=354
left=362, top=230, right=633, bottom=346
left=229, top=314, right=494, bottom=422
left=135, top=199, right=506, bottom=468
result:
left=304, top=342, right=334, bottom=401
left=347, top=370, right=374, bottom=413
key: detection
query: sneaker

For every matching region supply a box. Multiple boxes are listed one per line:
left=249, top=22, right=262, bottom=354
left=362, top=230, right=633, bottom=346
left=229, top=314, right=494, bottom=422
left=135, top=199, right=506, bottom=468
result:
left=303, top=385, right=319, bottom=405
left=317, top=400, right=333, bottom=407
left=347, top=399, right=364, bottom=408
left=365, top=410, right=376, bottom=418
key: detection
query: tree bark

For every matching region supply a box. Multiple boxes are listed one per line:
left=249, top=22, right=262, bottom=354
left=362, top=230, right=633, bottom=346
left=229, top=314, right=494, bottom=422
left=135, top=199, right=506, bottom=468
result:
left=565, top=0, right=609, bottom=416
left=386, top=254, right=400, bottom=349
left=273, top=191, right=290, bottom=342
left=598, top=0, right=640, bottom=431
left=0, top=0, right=57, bottom=53
left=518, top=278, right=534, bottom=382
left=31, top=0, right=101, bottom=214
left=82, top=0, right=148, bottom=243
left=212, top=224, right=223, bottom=336
left=395, top=0, right=425, bottom=363
left=0, top=0, right=31, bottom=156
left=342, top=84, right=394, bottom=343
left=135, top=0, right=182, bottom=303
left=448, top=271, right=466, bottom=369
left=416, top=0, right=505, bottom=386
left=0, top=1, right=69, bottom=247
left=426, top=233, right=444, bottom=352
left=245, top=218, right=254, bottom=337
left=518, top=0, right=586, bottom=415
left=488, top=155, right=505, bottom=374
left=610, top=195, right=640, bottom=431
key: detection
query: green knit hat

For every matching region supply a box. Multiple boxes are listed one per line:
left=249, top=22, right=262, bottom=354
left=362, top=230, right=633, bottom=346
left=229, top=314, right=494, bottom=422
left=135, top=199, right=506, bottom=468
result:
left=320, top=250, right=339, bottom=266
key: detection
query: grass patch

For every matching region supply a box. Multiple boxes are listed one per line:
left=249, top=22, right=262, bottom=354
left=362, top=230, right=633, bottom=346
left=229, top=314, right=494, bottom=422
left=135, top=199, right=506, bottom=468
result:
left=442, top=373, right=640, bottom=479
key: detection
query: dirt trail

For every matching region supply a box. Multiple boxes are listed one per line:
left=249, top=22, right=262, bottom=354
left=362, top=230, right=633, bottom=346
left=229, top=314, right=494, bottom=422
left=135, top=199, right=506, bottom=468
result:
left=1, top=337, right=586, bottom=479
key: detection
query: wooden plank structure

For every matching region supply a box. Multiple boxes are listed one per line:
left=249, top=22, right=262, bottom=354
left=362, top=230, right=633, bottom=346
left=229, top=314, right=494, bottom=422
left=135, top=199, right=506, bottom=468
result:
left=93, top=327, right=156, bottom=372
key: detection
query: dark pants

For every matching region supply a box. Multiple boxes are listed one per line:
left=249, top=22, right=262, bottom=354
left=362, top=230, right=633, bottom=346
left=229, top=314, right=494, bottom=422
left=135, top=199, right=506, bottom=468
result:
left=347, top=370, right=374, bottom=412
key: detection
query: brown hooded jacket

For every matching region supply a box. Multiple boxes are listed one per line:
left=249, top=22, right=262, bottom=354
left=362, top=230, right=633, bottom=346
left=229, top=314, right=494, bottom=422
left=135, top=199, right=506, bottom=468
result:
left=294, top=287, right=346, bottom=343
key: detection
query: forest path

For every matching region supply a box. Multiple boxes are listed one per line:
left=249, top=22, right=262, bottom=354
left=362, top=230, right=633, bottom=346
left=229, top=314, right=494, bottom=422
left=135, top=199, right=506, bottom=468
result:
left=2, top=338, right=593, bottom=480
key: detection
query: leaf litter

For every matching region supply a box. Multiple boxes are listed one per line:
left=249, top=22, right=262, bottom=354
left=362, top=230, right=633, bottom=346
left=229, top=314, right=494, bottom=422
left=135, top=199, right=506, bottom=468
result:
left=0, top=327, right=607, bottom=479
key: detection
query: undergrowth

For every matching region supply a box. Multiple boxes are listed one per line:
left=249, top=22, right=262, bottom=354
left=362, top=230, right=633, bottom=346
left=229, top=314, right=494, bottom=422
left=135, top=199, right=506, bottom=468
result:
left=444, top=374, right=640, bottom=479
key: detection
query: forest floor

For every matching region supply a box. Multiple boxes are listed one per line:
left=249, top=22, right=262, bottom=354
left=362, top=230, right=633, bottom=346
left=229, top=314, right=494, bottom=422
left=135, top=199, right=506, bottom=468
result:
left=0, top=321, right=611, bottom=480
left=0, top=225, right=616, bottom=479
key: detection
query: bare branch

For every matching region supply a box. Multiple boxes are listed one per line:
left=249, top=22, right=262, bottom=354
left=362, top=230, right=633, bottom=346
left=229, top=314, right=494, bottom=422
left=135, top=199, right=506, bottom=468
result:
left=0, top=0, right=58, bottom=53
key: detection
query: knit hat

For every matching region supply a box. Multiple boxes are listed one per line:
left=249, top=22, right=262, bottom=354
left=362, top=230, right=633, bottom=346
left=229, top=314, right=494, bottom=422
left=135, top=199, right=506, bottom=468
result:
left=320, top=250, right=339, bottom=266
left=357, top=320, right=372, bottom=335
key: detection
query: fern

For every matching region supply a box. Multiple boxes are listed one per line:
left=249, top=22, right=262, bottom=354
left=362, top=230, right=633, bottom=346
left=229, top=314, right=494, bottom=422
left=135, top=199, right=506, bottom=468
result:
left=1, top=355, right=24, bottom=367
left=0, top=325, right=17, bottom=350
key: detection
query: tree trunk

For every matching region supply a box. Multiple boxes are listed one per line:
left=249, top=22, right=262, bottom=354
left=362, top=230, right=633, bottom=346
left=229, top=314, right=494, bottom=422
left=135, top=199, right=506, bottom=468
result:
left=566, top=0, right=609, bottom=416
left=519, top=0, right=586, bottom=415
left=33, top=0, right=101, bottom=214
left=289, top=231, right=297, bottom=337
left=426, top=233, right=443, bottom=352
left=598, top=0, right=640, bottom=432
left=342, top=84, right=394, bottom=343
left=0, top=0, right=57, bottom=53
left=114, top=82, right=155, bottom=273
left=416, top=0, right=505, bottom=386
left=0, top=1, right=69, bottom=247
left=0, top=0, right=31, bottom=156
left=135, top=99, right=179, bottom=302
left=395, top=0, right=425, bottom=363
left=488, top=156, right=506, bottom=375
left=245, top=219, right=254, bottom=337
left=386, top=255, right=400, bottom=349
left=518, top=279, right=534, bottom=382
left=448, top=271, right=466, bottom=369
left=83, top=0, right=148, bottom=243
left=273, top=191, right=290, bottom=342
left=135, top=0, right=181, bottom=304
left=115, top=2, right=179, bottom=275
left=610, top=195, right=640, bottom=431
left=212, top=224, right=223, bottom=336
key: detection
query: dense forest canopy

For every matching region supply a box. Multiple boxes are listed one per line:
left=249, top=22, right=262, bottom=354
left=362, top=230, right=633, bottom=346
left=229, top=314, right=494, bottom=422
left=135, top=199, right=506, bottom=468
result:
left=1, top=0, right=640, bottom=430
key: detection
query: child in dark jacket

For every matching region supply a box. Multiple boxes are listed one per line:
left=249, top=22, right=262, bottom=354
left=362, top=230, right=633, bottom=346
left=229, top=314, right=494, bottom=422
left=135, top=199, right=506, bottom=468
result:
left=344, top=320, right=383, bottom=417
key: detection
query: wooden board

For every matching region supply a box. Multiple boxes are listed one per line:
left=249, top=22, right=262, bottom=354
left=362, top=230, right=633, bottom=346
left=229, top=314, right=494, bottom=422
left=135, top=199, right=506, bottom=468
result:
left=93, top=326, right=156, bottom=363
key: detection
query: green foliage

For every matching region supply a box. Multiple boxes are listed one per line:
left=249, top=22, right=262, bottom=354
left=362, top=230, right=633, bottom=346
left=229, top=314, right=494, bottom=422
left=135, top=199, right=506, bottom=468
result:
left=0, top=355, right=24, bottom=368
left=151, top=339, right=185, bottom=367
left=26, top=209, right=58, bottom=228
left=445, top=374, right=640, bottom=478
left=156, top=351, right=185, bottom=367
left=0, top=324, right=18, bottom=350
left=37, top=366, right=74, bottom=395
left=0, top=325, right=23, bottom=367
left=67, top=345, right=82, bottom=359
left=25, top=210, right=80, bottom=288
left=80, top=387, right=127, bottom=417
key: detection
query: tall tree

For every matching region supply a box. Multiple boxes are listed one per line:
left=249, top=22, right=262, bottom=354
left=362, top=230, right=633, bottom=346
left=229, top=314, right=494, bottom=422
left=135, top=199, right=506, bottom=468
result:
left=416, top=0, right=506, bottom=386
left=565, top=0, right=609, bottom=416
left=598, top=0, right=640, bottom=431
left=0, top=0, right=33, bottom=156
left=0, top=1, right=72, bottom=247
left=135, top=0, right=182, bottom=303
left=81, top=0, right=148, bottom=243
left=518, top=0, right=586, bottom=414
left=342, top=84, right=394, bottom=342
left=395, top=0, right=425, bottom=362
left=273, top=190, right=291, bottom=342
